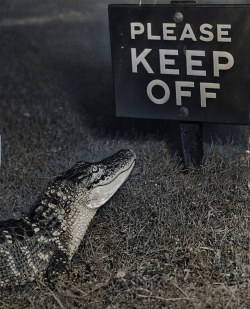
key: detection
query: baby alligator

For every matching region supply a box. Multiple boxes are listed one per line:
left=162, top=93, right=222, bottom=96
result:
left=0, top=149, right=136, bottom=288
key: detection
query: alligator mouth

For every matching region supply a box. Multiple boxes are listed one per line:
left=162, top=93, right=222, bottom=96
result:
left=86, top=159, right=135, bottom=209
left=99, top=160, right=135, bottom=187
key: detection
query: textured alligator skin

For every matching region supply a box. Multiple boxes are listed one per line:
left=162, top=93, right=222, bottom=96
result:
left=0, top=149, right=136, bottom=288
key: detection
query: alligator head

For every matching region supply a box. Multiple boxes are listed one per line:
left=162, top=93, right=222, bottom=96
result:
left=57, top=149, right=136, bottom=209
left=33, top=149, right=136, bottom=260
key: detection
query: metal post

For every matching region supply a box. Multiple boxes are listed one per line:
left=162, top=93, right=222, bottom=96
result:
left=179, top=122, right=204, bottom=169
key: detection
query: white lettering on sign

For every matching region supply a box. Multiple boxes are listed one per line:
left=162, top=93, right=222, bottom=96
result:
left=186, top=50, right=206, bottom=76
left=146, top=80, right=220, bottom=107
left=176, top=82, right=195, bottom=106
left=199, top=24, right=214, bottom=42
left=159, top=49, right=179, bottom=75
left=217, top=24, right=231, bottom=42
left=147, top=23, right=161, bottom=40
left=130, top=22, right=232, bottom=42
left=130, top=23, right=144, bottom=39
left=129, top=21, right=234, bottom=109
left=163, top=23, right=177, bottom=40
left=147, top=80, right=170, bottom=104
left=180, top=23, right=197, bottom=41
left=131, top=48, right=153, bottom=73
left=200, top=83, right=220, bottom=107
left=213, top=51, right=234, bottom=77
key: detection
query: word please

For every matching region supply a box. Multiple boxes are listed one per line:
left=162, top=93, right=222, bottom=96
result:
left=131, top=49, right=234, bottom=77
left=131, top=22, right=231, bottom=42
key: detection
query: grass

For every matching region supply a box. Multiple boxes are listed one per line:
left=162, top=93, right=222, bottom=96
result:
left=0, top=18, right=249, bottom=309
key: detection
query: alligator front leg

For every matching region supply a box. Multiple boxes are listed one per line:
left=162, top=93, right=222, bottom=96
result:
left=45, top=251, right=70, bottom=285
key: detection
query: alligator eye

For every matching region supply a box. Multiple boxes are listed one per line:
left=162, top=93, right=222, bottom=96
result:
left=92, top=166, right=99, bottom=173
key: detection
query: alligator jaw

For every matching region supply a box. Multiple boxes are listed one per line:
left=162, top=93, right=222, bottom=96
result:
left=86, top=159, right=135, bottom=208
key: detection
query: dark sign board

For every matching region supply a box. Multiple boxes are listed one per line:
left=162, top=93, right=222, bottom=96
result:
left=109, top=4, right=250, bottom=124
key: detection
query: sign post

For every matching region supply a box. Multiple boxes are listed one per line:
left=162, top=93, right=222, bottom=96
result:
left=109, top=3, right=250, bottom=167
left=179, top=121, right=203, bottom=168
